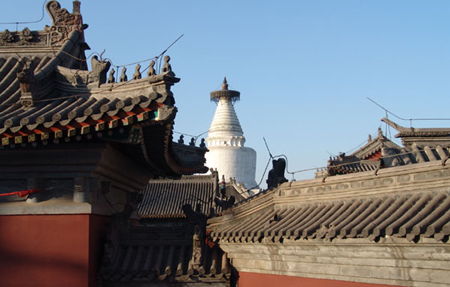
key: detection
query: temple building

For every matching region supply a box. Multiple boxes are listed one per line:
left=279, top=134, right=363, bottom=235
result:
left=208, top=118, right=450, bottom=287
left=0, top=2, right=207, bottom=287
left=98, top=172, right=237, bottom=287
left=205, top=78, right=257, bottom=190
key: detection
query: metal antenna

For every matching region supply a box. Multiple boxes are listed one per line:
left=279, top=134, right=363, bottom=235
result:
left=263, top=137, right=273, bottom=159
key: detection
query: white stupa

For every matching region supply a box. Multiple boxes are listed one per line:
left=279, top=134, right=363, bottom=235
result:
left=205, top=78, right=257, bottom=189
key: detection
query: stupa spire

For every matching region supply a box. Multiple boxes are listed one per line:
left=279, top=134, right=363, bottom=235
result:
left=222, top=77, right=228, bottom=90
left=205, top=78, right=257, bottom=189
left=210, top=76, right=240, bottom=104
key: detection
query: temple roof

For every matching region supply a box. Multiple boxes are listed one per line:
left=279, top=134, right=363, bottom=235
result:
left=323, top=119, right=450, bottom=177
left=98, top=225, right=231, bottom=285
left=138, top=174, right=220, bottom=219
left=137, top=172, right=247, bottom=219
left=100, top=172, right=235, bottom=285
left=210, top=190, right=450, bottom=243
left=383, top=117, right=450, bottom=147
left=0, top=1, right=207, bottom=177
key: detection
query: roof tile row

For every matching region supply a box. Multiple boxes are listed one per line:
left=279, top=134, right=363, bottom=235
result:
left=138, top=175, right=220, bottom=219
left=211, top=191, right=450, bottom=243
left=329, top=145, right=450, bottom=175
left=99, top=227, right=230, bottom=283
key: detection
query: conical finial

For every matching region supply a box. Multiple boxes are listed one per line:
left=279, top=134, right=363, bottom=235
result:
left=222, top=77, right=228, bottom=90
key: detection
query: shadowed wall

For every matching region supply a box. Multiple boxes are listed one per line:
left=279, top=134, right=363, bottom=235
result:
left=0, top=214, right=109, bottom=287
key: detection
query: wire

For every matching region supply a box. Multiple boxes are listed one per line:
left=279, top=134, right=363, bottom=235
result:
left=368, top=97, right=450, bottom=123
left=345, top=137, right=372, bottom=155
left=0, top=33, right=186, bottom=109
left=0, top=0, right=47, bottom=29
left=93, top=34, right=184, bottom=84
left=102, top=34, right=184, bottom=70
left=173, top=130, right=208, bottom=144
left=250, top=144, right=450, bottom=193
left=156, top=34, right=184, bottom=59
left=263, top=137, right=273, bottom=158
left=103, top=192, right=120, bottom=213
left=103, top=56, right=158, bottom=69
left=248, top=156, right=272, bottom=190
left=258, top=138, right=299, bottom=184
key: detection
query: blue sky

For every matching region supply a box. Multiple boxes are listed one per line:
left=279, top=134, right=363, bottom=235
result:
left=1, top=1, right=449, bottom=187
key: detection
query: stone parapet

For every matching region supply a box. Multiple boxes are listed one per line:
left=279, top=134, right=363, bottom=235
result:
left=220, top=238, right=450, bottom=287
left=277, top=160, right=450, bottom=205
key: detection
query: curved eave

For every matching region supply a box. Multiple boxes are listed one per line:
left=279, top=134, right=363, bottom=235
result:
left=136, top=110, right=208, bottom=177
left=166, top=142, right=209, bottom=175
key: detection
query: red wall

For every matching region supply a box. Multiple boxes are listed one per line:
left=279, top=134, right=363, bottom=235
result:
left=0, top=214, right=109, bottom=287
left=238, top=272, right=402, bottom=287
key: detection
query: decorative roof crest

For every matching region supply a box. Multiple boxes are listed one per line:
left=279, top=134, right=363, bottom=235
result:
left=45, top=1, right=87, bottom=45
left=0, top=1, right=86, bottom=47
left=46, top=1, right=81, bottom=27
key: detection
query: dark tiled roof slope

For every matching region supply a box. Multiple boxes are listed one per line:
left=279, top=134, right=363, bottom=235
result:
left=328, top=144, right=450, bottom=175
left=326, top=122, right=450, bottom=176
left=327, top=158, right=380, bottom=174
left=210, top=191, right=450, bottom=243
left=0, top=33, right=177, bottom=147
left=0, top=1, right=172, bottom=147
left=138, top=174, right=219, bottom=218
left=98, top=226, right=230, bottom=284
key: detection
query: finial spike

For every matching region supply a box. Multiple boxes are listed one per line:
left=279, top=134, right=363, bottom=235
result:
left=222, top=77, right=228, bottom=90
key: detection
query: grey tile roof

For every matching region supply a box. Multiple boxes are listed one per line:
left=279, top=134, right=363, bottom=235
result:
left=0, top=1, right=176, bottom=148
left=98, top=225, right=231, bottom=284
left=138, top=174, right=220, bottom=218
left=326, top=122, right=450, bottom=176
left=0, top=47, right=176, bottom=147
left=382, top=117, right=450, bottom=147
left=328, top=144, right=450, bottom=175
left=210, top=191, right=450, bottom=243
left=0, top=1, right=208, bottom=176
